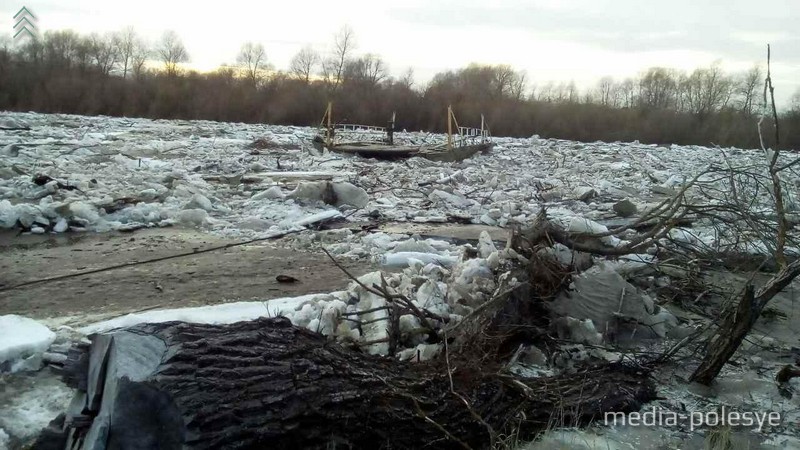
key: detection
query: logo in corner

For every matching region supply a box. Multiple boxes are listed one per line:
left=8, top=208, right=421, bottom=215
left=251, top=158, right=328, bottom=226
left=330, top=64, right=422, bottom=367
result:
left=13, top=6, right=37, bottom=40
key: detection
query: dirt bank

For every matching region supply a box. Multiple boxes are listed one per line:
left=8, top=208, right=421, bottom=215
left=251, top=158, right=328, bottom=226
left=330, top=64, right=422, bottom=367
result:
left=0, top=227, right=374, bottom=323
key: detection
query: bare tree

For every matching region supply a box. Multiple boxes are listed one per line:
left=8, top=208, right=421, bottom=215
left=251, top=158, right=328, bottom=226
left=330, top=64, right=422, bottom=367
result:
left=790, top=88, right=800, bottom=113
left=638, top=67, right=680, bottom=109
left=527, top=82, right=537, bottom=101
left=565, top=81, right=579, bottom=103
left=88, top=32, right=119, bottom=76
left=492, top=64, right=517, bottom=98
left=595, top=76, right=615, bottom=106
left=536, top=81, right=555, bottom=103
left=157, top=30, right=188, bottom=77
left=0, top=33, right=11, bottom=52
left=322, top=25, right=355, bottom=90
left=618, top=78, right=636, bottom=108
left=73, top=35, right=93, bottom=71
left=680, top=62, right=734, bottom=116
left=735, top=65, right=763, bottom=115
left=237, top=42, right=266, bottom=86
left=544, top=82, right=566, bottom=103
left=114, top=26, right=138, bottom=78
left=398, top=67, right=414, bottom=90
left=344, top=53, right=387, bottom=86
left=214, top=65, right=237, bottom=84
left=289, top=45, right=320, bottom=83
left=485, top=65, right=526, bottom=100
left=16, top=34, right=44, bottom=64
left=131, top=37, right=150, bottom=79
left=509, top=71, right=527, bottom=101
left=43, top=30, right=83, bottom=69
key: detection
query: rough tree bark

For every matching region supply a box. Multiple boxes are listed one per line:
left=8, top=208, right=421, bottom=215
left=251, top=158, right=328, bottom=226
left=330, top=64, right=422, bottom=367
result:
left=40, top=317, right=656, bottom=450
left=690, top=259, right=800, bottom=384
left=689, top=285, right=758, bottom=385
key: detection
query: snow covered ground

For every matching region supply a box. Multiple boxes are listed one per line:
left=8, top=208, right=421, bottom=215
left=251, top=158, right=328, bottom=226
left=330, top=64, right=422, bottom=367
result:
left=1, top=111, right=799, bottom=449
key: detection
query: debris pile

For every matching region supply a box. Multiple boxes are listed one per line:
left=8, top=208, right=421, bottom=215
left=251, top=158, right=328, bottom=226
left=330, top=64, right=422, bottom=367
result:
left=2, top=111, right=800, bottom=448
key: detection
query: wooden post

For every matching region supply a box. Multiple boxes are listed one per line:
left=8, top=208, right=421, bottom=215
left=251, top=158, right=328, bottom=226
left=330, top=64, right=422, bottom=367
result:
left=481, top=114, right=485, bottom=143
left=388, top=111, right=396, bottom=145
left=326, top=102, right=332, bottom=148
left=447, top=105, right=453, bottom=151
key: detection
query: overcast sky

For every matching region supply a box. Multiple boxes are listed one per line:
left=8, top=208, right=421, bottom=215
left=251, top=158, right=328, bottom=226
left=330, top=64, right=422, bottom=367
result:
left=2, top=0, right=798, bottom=107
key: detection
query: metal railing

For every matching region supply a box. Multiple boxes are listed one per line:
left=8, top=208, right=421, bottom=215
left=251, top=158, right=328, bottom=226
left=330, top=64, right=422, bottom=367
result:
left=317, top=103, right=491, bottom=150
left=453, top=126, right=491, bottom=147
left=331, top=124, right=389, bottom=144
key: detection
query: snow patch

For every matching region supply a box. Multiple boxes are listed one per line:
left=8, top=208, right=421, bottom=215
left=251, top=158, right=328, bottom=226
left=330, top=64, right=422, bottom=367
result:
left=80, top=293, right=334, bottom=334
left=0, top=315, right=56, bottom=373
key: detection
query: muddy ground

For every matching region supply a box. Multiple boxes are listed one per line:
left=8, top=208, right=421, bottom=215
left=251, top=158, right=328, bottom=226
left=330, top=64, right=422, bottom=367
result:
left=0, top=222, right=508, bottom=325
left=0, top=227, right=374, bottom=323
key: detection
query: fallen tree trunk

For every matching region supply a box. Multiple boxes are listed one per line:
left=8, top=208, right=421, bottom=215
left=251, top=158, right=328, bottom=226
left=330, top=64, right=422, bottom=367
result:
left=689, top=285, right=758, bottom=385
left=691, top=258, right=800, bottom=385
left=41, top=317, right=655, bottom=450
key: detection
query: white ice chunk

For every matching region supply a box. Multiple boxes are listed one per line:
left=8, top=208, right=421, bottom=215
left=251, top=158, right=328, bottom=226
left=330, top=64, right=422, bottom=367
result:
left=0, top=200, right=18, bottom=228
left=393, top=239, right=438, bottom=254
left=287, top=181, right=368, bottom=208
left=349, top=272, right=390, bottom=355
left=380, top=252, right=458, bottom=268
left=397, top=343, right=442, bottom=362
left=455, top=258, right=492, bottom=284
left=573, top=186, right=597, bottom=201
left=429, top=190, right=474, bottom=208
left=53, top=217, right=69, bottom=233
left=251, top=186, right=285, bottom=201
left=175, top=208, right=209, bottom=227
left=293, top=210, right=342, bottom=227
left=567, top=216, right=608, bottom=235
left=68, top=202, right=100, bottom=224
left=416, top=279, right=447, bottom=309
left=567, top=216, right=620, bottom=246
left=331, top=182, right=369, bottom=208
left=0, top=315, right=56, bottom=373
left=361, top=232, right=397, bottom=251
left=318, top=300, right=347, bottom=336
left=478, top=231, right=497, bottom=258
left=183, top=193, right=214, bottom=211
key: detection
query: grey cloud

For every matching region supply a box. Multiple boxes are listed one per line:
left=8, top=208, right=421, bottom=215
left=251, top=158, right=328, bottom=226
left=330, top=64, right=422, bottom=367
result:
left=389, top=0, right=800, bottom=64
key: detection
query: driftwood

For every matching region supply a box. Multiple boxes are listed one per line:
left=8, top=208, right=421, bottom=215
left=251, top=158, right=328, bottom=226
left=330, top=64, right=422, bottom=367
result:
left=39, top=318, right=655, bottom=449
left=690, top=258, right=800, bottom=384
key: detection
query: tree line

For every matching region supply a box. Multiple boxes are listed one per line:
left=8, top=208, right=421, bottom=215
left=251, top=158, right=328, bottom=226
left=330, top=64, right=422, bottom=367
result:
left=0, top=27, right=797, bottom=149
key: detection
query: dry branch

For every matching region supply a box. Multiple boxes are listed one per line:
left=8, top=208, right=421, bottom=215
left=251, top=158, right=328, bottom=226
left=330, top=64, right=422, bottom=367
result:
left=690, top=45, right=800, bottom=385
